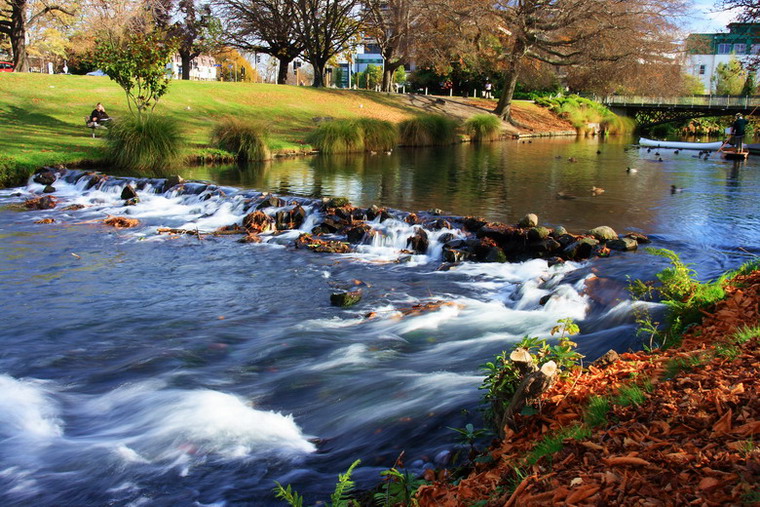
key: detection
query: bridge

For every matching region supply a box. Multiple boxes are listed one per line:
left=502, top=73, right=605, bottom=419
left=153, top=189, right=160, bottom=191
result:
left=598, top=95, right=760, bottom=128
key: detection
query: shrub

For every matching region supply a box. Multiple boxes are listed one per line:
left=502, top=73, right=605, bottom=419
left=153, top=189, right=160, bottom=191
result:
left=398, top=114, right=458, bottom=146
left=354, top=118, right=398, bottom=151
left=464, top=114, right=502, bottom=142
left=307, top=119, right=365, bottom=153
left=106, top=115, right=183, bottom=176
left=211, top=116, right=271, bottom=162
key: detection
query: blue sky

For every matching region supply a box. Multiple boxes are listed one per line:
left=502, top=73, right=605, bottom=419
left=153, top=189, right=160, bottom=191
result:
left=690, top=0, right=741, bottom=32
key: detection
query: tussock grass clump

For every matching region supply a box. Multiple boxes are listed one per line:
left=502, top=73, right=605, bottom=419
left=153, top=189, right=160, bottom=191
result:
left=536, top=94, right=633, bottom=135
left=584, top=396, right=611, bottom=428
left=464, top=114, right=502, bottom=142
left=398, top=114, right=458, bottom=146
left=354, top=118, right=397, bottom=151
left=107, top=115, right=183, bottom=176
left=307, top=118, right=398, bottom=153
left=211, top=116, right=271, bottom=162
left=307, top=119, right=365, bottom=154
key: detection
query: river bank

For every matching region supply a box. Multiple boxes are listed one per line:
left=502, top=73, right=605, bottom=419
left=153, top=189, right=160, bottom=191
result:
left=0, top=74, right=575, bottom=188
left=417, top=266, right=760, bottom=506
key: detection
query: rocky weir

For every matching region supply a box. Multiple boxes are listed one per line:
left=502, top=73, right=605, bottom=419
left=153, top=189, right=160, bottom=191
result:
left=25, top=167, right=649, bottom=269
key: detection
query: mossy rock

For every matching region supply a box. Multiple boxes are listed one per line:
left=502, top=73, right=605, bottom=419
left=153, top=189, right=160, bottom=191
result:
left=588, top=226, right=618, bottom=241
left=331, top=290, right=362, bottom=307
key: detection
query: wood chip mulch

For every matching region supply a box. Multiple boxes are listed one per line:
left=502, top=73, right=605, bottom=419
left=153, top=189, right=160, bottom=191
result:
left=417, top=270, right=760, bottom=506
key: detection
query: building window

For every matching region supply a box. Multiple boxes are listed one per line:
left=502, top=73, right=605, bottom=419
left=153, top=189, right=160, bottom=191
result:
left=751, top=44, right=760, bottom=54
left=717, top=43, right=732, bottom=54
left=734, top=43, right=746, bottom=54
left=699, top=64, right=706, bottom=75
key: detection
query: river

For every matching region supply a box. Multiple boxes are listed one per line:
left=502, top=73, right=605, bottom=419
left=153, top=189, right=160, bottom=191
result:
left=1, top=136, right=758, bottom=505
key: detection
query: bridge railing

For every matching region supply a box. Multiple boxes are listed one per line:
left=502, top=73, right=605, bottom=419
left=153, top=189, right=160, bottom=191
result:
left=599, top=95, right=760, bottom=108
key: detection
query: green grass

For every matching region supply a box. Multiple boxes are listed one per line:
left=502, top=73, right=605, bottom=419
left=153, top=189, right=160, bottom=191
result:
left=211, top=116, right=271, bottom=162
left=354, top=118, right=397, bottom=151
left=306, top=119, right=365, bottom=153
left=731, top=325, right=760, bottom=344
left=463, top=114, right=502, bottom=142
left=615, top=384, right=646, bottom=407
left=398, top=113, right=459, bottom=146
left=583, top=396, right=611, bottom=428
left=0, top=73, right=425, bottom=186
left=106, top=115, right=184, bottom=176
left=663, top=354, right=704, bottom=380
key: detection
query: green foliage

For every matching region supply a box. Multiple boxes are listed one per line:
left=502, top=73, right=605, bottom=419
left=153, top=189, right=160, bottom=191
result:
left=615, top=384, right=646, bottom=407
left=525, top=423, right=588, bottom=466
left=273, top=482, right=304, bottom=507
left=393, top=66, right=407, bottom=85
left=629, top=249, right=727, bottom=348
left=398, top=114, right=458, bottom=146
left=731, top=325, right=760, bottom=345
left=374, top=466, right=426, bottom=507
left=106, top=115, right=183, bottom=176
left=89, top=31, right=178, bottom=117
left=713, top=57, right=747, bottom=95
left=307, top=120, right=365, bottom=153
left=306, top=118, right=398, bottom=153
left=448, top=423, right=488, bottom=448
left=330, top=459, right=361, bottom=507
left=211, top=116, right=271, bottom=162
left=535, top=94, right=631, bottom=134
left=463, top=114, right=502, bottom=142
left=714, top=343, right=740, bottom=361
left=480, top=319, right=582, bottom=430
left=681, top=73, right=706, bottom=95
left=584, top=396, right=611, bottom=428
left=663, top=354, right=704, bottom=380
left=354, top=118, right=398, bottom=151
left=273, top=459, right=361, bottom=507
left=358, top=64, right=383, bottom=89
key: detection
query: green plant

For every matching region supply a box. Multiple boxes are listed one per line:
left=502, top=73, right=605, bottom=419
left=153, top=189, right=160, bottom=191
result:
left=731, top=325, right=760, bottom=344
left=584, top=396, right=611, bottom=428
left=480, top=319, right=582, bottom=430
left=463, top=114, right=502, bottom=142
left=89, top=30, right=178, bottom=117
left=106, top=115, right=184, bottom=176
left=273, top=483, right=304, bottom=507
left=398, top=114, right=458, bottom=146
left=615, top=384, right=646, bottom=407
left=273, top=459, right=361, bottom=507
left=526, top=432, right=565, bottom=465
left=211, top=116, right=271, bottom=162
left=714, top=343, right=741, bottom=361
left=374, top=466, right=426, bottom=507
left=663, top=354, right=704, bottom=380
left=448, top=423, right=488, bottom=449
left=355, top=118, right=398, bottom=151
left=307, top=119, right=365, bottom=153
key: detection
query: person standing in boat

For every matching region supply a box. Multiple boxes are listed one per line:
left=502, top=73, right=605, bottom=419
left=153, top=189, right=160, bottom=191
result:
left=730, top=113, right=749, bottom=151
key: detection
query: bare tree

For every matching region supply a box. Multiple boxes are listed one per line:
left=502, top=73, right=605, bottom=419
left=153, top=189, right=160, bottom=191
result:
left=218, top=0, right=304, bottom=84
left=362, top=0, right=421, bottom=92
left=720, top=0, right=760, bottom=21
left=0, top=0, right=77, bottom=71
left=293, top=0, right=364, bottom=87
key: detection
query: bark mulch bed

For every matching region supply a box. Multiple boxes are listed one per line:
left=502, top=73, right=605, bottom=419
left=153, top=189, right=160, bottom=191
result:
left=417, top=270, right=760, bottom=506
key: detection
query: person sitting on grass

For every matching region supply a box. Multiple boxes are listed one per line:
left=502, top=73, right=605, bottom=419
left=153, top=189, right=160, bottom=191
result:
left=88, top=103, right=111, bottom=129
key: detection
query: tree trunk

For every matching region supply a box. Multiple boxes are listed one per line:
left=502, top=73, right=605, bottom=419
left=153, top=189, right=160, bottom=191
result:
left=382, top=63, right=401, bottom=93
left=311, top=62, right=325, bottom=87
left=11, top=0, right=29, bottom=72
left=276, top=56, right=290, bottom=85
left=494, top=40, right=526, bottom=121
left=180, top=52, right=192, bottom=80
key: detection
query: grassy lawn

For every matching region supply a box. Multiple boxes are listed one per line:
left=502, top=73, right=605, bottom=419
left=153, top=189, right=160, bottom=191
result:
left=0, top=73, right=423, bottom=187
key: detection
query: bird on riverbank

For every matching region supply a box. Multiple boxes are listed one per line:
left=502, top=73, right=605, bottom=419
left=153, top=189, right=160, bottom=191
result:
left=674, top=150, right=680, bottom=154
left=658, top=157, right=664, bottom=162
left=591, top=186, right=605, bottom=195
left=556, top=192, right=577, bottom=200
left=626, top=167, right=638, bottom=174
left=671, top=185, right=684, bottom=194
left=568, top=157, right=578, bottom=162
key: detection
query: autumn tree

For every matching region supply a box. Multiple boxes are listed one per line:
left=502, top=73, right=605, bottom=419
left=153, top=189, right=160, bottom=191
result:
left=0, top=0, right=77, bottom=71
left=361, top=0, right=420, bottom=92
left=293, top=0, right=363, bottom=87
left=219, top=0, right=304, bottom=85
left=420, top=0, right=684, bottom=121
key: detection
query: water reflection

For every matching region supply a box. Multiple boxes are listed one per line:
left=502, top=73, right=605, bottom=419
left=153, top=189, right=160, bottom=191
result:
left=183, top=137, right=760, bottom=265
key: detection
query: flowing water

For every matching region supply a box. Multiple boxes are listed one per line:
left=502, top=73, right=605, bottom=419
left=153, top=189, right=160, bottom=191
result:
left=1, top=137, right=758, bottom=505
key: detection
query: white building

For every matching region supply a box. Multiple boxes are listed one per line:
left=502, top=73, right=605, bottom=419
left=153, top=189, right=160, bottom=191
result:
left=685, top=23, right=760, bottom=92
left=166, top=54, right=217, bottom=81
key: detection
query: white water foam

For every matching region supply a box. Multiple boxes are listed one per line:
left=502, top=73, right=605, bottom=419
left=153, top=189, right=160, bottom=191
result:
left=0, top=374, right=63, bottom=442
